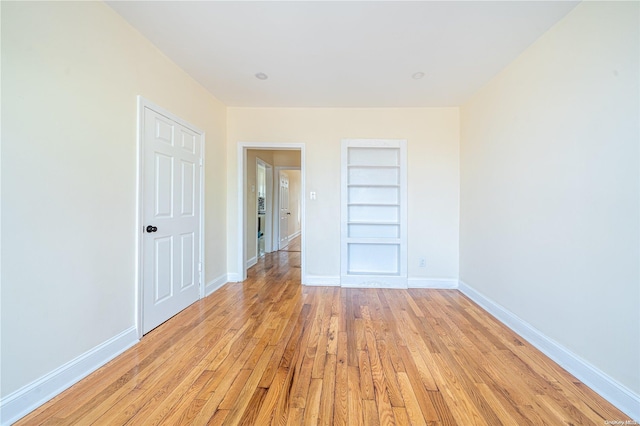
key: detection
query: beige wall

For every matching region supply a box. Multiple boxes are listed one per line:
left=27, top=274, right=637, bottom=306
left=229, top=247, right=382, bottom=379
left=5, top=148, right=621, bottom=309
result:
left=227, top=108, right=460, bottom=282
left=1, top=2, right=227, bottom=397
left=460, top=1, right=639, bottom=394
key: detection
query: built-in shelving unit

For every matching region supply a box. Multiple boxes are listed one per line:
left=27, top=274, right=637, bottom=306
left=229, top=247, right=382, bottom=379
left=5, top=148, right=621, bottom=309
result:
left=341, top=139, right=407, bottom=288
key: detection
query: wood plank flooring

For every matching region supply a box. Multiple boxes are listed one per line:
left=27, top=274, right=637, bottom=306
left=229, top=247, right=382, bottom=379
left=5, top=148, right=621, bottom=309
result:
left=16, top=249, right=631, bottom=425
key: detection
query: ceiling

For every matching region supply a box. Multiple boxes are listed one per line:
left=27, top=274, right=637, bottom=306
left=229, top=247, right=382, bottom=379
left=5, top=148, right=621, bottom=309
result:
left=107, top=1, right=579, bottom=108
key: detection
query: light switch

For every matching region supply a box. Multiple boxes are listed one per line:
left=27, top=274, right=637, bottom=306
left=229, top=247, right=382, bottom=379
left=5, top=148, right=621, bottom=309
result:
left=310, top=191, right=316, bottom=200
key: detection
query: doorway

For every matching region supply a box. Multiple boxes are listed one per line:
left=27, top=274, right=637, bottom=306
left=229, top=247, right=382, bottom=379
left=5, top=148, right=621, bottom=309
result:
left=237, top=143, right=306, bottom=283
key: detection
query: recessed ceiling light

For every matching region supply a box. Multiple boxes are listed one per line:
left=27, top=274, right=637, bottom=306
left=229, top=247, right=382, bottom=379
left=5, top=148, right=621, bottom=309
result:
left=255, top=72, right=269, bottom=80
left=412, top=72, right=425, bottom=80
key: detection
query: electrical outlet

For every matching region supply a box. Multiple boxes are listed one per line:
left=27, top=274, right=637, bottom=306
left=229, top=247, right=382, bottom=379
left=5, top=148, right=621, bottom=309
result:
left=419, top=258, right=426, bottom=268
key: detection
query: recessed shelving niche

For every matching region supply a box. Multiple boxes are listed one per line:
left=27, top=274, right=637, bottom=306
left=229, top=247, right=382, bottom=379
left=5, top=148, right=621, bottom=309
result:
left=341, top=139, right=407, bottom=288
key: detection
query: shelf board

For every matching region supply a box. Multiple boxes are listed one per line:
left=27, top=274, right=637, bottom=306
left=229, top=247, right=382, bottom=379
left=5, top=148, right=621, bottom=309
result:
left=347, top=184, right=400, bottom=188
left=347, top=164, right=400, bottom=169
left=348, top=203, right=399, bottom=207
left=347, top=238, right=401, bottom=244
left=346, top=271, right=401, bottom=277
left=347, top=221, right=399, bottom=226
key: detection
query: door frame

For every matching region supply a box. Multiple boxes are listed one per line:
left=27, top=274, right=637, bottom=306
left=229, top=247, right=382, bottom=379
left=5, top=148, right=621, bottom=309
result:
left=255, top=157, right=274, bottom=256
left=136, top=96, right=205, bottom=338
left=237, top=142, right=306, bottom=283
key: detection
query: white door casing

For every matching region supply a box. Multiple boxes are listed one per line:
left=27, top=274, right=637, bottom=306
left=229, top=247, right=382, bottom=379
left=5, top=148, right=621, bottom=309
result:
left=256, top=158, right=274, bottom=255
left=236, top=143, right=305, bottom=283
left=138, top=98, right=204, bottom=335
left=279, top=171, right=290, bottom=249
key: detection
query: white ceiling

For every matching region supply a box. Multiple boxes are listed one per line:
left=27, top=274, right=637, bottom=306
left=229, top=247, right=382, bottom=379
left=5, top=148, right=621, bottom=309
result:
left=108, top=1, right=579, bottom=107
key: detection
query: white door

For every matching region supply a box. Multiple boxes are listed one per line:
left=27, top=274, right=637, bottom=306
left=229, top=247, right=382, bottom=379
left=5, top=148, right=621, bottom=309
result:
left=142, top=106, right=202, bottom=334
left=279, top=172, right=290, bottom=249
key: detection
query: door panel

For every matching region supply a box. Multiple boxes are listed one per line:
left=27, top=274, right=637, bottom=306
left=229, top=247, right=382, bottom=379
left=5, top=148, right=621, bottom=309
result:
left=181, top=160, right=195, bottom=216
left=154, top=236, right=173, bottom=302
left=180, top=232, right=195, bottom=289
left=143, top=107, right=201, bottom=334
left=155, top=154, right=173, bottom=217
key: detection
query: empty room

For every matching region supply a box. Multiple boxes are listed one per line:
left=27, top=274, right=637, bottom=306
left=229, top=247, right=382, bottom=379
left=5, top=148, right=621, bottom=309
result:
left=1, top=1, right=638, bottom=424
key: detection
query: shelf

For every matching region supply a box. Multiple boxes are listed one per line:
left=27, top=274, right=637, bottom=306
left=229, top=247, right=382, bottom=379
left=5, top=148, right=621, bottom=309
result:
left=346, top=271, right=401, bottom=277
left=347, top=184, right=400, bottom=188
left=347, top=221, right=399, bottom=226
left=347, top=165, right=400, bottom=169
left=346, top=238, right=401, bottom=244
left=347, top=205, right=399, bottom=210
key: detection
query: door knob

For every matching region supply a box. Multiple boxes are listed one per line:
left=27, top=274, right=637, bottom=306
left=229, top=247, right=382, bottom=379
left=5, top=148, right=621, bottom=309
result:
left=287, top=212, right=291, bottom=215
left=146, top=225, right=158, bottom=233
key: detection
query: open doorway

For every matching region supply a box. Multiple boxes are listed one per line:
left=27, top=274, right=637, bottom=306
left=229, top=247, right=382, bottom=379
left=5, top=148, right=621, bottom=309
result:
left=238, top=143, right=305, bottom=282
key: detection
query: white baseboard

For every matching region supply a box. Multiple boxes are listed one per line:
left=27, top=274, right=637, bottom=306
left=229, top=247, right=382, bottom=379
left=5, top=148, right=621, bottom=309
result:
left=303, top=275, right=340, bottom=286
left=408, top=278, right=458, bottom=289
left=288, top=230, right=301, bottom=240
left=205, top=274, right=228, bottom=297
left=458, top=280, right=640, bottom=422
left=341, top=281, right=407, bottom=289
left=303, top=276, right=459, bottom=289
left=246, top=256, right=257, bottom=269
left=0, top=327, right=138, bottom=426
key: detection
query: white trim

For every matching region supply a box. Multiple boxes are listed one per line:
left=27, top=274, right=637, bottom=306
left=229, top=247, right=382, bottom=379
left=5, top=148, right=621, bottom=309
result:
left=408, top=278, right=458, bottom=289
left=304, top=275, right=341, bottom=286
left=135, top=97, right=144, bottom=339
left=136, top=96, right=206, bottom=338
left=237, top=143, right=306, bottom=284
left=458, top=280, right=640, bottom=422
left=199, top=126, right=206, bottom=301
left=246, top=256, right=258, bottom=269
left=288, top=230, right=301, bottom=240
left=256, top=157, right=274, bottom=256
left=0, top=327, right=138, bottom=426
left=341, top=280, right=407, bottom=289
left=227, top=272, right=241, bottom=283
left=205, top=274, right=228, bottom=297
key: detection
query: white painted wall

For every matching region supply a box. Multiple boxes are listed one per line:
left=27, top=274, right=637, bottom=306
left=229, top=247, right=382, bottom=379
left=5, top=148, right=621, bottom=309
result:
left=227, top=108, right=460, bottom=285
left=1, top=1, right=227, bottom=399
left=460, top=1, right=639, bottom=395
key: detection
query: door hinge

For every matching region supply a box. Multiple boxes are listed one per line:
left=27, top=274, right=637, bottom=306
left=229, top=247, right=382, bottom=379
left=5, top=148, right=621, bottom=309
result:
left=199, top=158, right=203, bottom=166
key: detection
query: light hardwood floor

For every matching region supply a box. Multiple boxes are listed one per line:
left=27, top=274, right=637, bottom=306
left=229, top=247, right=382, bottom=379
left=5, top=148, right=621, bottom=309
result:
left=17, top=249, right=630, bottom=425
